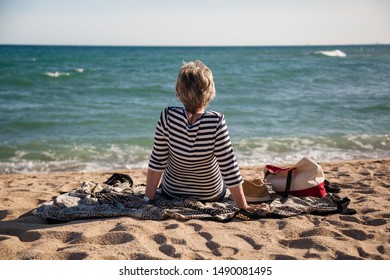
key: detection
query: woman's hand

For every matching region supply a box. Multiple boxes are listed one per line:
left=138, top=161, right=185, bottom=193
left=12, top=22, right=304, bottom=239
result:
left=243, top=203, right=270, bottom=213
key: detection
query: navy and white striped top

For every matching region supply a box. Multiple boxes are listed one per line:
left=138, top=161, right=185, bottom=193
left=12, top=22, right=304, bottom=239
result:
left=148, top=106, right=243, bottom=201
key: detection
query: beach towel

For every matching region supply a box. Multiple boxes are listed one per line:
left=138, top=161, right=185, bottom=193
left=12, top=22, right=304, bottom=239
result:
left=32, top=174, right=355, bottom=223
left=32, top=180, right=239, bottom=223
left=237, top=193, right=355, bottom=220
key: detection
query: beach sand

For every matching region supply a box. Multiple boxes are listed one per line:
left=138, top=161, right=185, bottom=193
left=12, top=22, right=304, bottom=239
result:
left=0, top=158, right=389, bottom=260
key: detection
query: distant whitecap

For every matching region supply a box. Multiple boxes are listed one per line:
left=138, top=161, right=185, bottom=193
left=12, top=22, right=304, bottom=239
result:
left=315, top=49, right=347, bottom=57
left=44, top=71, right=70, bottom=78
left=75, top=68, right=84, bottom=73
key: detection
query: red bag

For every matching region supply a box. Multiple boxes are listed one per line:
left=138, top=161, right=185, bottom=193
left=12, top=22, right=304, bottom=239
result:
left=263, top=156, right=327, bottom=198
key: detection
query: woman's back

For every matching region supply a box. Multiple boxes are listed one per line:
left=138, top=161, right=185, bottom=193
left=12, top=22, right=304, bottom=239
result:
left=149, top=106, right=242, bottom=201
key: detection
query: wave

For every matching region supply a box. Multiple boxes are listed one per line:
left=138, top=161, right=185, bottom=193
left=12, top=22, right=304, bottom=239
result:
left=44, top=71, right=71, bottom=78
left=315, top=49, right=346, bottom=57
left=0, top=144, right=151, bottom=174
left=233, top=134, right=390, bottom=166
left=44, top=68, right=84, bottom=78
left=1, top=134, right=388, bottom=174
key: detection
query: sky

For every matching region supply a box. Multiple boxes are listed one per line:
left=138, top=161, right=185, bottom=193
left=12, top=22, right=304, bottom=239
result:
left=0, top=0, right=389, bottom=46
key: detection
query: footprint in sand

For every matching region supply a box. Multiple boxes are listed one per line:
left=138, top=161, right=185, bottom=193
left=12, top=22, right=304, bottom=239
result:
left=58, top=251, right=89, bottom=260
left=187, top=223, right=239, bottom=257
left=339, top=215, right=387, bottom=226
left=16, top=230, right=84, bottom=243
left=200, top=231, right=241, bottom=256
left=165, top=223, right=179, bottom=230
left=377, top=245, right=385, bottom=255
left=198, top=231, right=222, bottom=256
left=360, top=208, right=379, bottom=214
left=356, top=189, right=375, bottom=195
left=357, top=247, right=385, bottom=259
left=236, top=234, right=262, bottom=250
left=279, top=238, right=328, bottom=252
left=341, top=229, right=374, bottom=241
left=362, top=217, right=387, bottom=226
left=152, top=233, right=181, bottom=258
left=187, top=222, right=202, bottom=232
left=334, top=251, right=363, bottom=260
left=89, top=232, right=135, bottom=245
left=300, top=227, right=344, bottom=240
left=338, top=215, right=361, bottom=223
left=277, top=220, right=288, bottom=230
left=304, top=251, right=321, bottom=259
left=273, top=254, right=298, bottom=260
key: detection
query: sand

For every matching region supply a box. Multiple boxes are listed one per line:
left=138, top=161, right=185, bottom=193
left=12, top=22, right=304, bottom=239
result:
left=0, top=158, right=389, bottom=260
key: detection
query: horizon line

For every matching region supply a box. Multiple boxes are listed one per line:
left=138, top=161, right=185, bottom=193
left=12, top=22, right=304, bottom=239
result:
left=1, top=42, right=389, bottom=48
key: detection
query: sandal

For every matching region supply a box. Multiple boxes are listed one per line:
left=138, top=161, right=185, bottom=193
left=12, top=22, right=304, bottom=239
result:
left=324, top=180, right=341, bottom=193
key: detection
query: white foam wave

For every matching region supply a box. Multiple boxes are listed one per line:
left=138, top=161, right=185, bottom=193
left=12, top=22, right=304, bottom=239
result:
left=75, top=68, right=84, bottom=73
left=2, top=136, right=388, bottom=174
left=236, top=147, right=387, bottom=167
left=0, top=156, right=149, bottom=174
left=0, top=144, right=151, bottom=174
left=234, top=135, right=389, bottom=167
left=44, top=71, right=70, bottom=78
left=315, top=49, right=346, bottom=57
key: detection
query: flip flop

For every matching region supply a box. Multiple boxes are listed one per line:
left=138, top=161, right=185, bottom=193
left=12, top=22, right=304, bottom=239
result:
left=104, top=173, right=133, bottom=187
left=324, top=180, right=341, bottom=193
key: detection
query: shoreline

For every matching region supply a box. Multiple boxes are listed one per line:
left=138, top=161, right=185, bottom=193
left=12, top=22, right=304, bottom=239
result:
left=1, top=157, right=389, bottom=260
left=1, top=156, right=388, bottom=176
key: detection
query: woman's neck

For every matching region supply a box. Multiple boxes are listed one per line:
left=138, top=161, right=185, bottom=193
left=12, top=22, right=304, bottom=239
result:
left=186, top=107, right=205, bottom=124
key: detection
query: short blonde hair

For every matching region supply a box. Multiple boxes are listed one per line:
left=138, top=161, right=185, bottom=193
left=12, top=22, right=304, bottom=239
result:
left=175, top=60, right=215, bottom=113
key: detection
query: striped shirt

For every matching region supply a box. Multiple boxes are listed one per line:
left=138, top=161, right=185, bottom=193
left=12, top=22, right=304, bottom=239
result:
left=148, top=106, right=243, bottom=201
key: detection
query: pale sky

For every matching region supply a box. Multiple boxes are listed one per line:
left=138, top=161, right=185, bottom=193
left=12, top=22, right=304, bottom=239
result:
left=0, top=0, right=389, bottom=46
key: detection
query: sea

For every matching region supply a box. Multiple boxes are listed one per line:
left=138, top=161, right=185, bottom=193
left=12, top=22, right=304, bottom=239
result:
left=1, top=45, right=389, bottom=174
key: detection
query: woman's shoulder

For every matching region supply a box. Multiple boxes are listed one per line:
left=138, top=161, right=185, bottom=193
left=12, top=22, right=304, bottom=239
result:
left=161, top=107, right=186, bottom=121
left=165, top=106, right=184, bottom=113
left=160, top=106, right=183, bottom=115
left=201, top=110, right=225, bottom=127
left=204, top=110, right=224, bottom=119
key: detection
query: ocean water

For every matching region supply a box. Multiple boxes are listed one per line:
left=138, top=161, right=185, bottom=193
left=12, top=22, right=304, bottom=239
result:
left=1, top=45, right=389, bottom=174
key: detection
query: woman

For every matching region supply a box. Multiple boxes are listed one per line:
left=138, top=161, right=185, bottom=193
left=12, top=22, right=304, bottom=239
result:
left=144, top=60, right=253, bottom=210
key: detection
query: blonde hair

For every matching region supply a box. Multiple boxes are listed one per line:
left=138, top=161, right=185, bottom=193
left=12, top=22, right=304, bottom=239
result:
left=175, top=60, right=215, bottom=113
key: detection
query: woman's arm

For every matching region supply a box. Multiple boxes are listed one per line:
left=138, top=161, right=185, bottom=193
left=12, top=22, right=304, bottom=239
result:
left=228, top=184, right=248, bottom=209
left=145, top=169, right=163, bottom=200
left=229, top=184, right=265, bottom=212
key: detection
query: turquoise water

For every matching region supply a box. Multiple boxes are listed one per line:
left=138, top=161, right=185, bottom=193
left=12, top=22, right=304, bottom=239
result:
left=1, top=45, right=389, bottom=173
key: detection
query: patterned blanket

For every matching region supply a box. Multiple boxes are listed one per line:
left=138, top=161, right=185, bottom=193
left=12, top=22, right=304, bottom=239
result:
left=32, top=175, right=355, bottom=223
